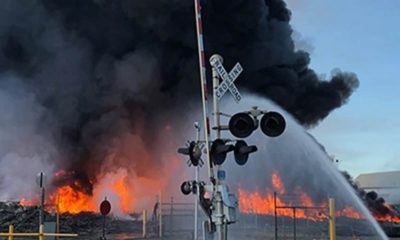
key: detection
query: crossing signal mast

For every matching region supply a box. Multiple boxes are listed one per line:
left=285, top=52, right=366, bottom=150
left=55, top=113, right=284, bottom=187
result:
left=177, top=1, right=287, bottom=240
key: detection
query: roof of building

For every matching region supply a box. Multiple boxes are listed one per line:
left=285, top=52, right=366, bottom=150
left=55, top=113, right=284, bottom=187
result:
left=355, top=171, right=400, bottom=189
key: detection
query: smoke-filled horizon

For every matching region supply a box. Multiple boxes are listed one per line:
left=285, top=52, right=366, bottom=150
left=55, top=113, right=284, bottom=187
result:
left=0, top=0, right=359, bottom=199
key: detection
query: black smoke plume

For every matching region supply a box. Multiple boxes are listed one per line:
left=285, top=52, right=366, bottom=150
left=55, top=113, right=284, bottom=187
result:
left=0, top=0, right=359, bottom=195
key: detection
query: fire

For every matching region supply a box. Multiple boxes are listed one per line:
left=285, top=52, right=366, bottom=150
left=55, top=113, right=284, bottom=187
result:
left=271, top=172, right=285, bottom=195
left=238, top=171, right=367, bottom=221
left=375, top=214, right=400, bottom=224
left=19, top=128, right=182, bottom=215
left=113, top=177, right=132, bottom=213
left=19, top=197, right=35, bottom=207
left=336, top=206, right=364, bottom=219
left=370, top=203, right=400, bottom=223
left=49, top=186, right=96, bottom=214
left=19, top=168, right=165, bottom=215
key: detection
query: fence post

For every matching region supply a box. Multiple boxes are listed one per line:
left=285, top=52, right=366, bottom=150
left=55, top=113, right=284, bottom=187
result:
left=39, top=224, right=44, bottom=240
left=8, top=225, right=13, bottom=240
left=274, top=192, right=278, bottom=240
left=143, top=210, right=147, bottom=238
left=159, top=191, right=163, bottom=238
left=56, top=194, right=60, bottom=240
left=293, top=207, right=296, bottom=240
left=170, top=197, right=174, bottom=233
left=329, top=198, right=336, bottom=240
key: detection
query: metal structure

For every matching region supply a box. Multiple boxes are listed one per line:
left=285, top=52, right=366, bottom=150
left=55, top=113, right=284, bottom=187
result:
left=184, top=2, right=287, bottom=240
left=273, top=192, right=336, bottom=240
left=156, top=197, right=200, bottom=239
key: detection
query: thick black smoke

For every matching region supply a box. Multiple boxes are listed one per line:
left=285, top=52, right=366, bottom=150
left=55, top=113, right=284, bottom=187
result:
left=0, top=0, right=359, bottom=194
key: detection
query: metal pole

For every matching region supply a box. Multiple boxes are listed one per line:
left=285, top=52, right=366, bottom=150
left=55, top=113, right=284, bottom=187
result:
left=56, top=195, right=60, bottom=240
left=194, top=124, right=201, bottom=240
left=211, top=54, right=222, bottom=140
left=210, top=54, right=226, bottom=240
left=8, top=225, right=13, bottom=240
left=329, top=198, right=336, bottom=240
left=159, top=191, right=163, bottom=238
left=194, top=166, right=199, bottom=240
left=170, top=197, right=174, bottom=233
left=142, top=210, right=147, bottom=238
left=39, top=224, right=44, bottom=240
left=39, top=187, right=45, bottom=226
left=102, top=215, right=106, bottom=240
left=274, top=192, right=278, bottom=240
left=293, top=208, right=296, bottom=240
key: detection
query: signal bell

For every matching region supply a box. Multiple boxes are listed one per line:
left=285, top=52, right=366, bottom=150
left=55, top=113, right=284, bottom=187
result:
left=210, top=139, right=234, bottom=165
left=228, top=113, right=258, bottom=138
left=260, top=112, right=286, bottom=137
left=177, top=141, right=202, bottom=166
left=234, top=140, right=258, bottom=166
left=180, top=181, right=192, bottom=195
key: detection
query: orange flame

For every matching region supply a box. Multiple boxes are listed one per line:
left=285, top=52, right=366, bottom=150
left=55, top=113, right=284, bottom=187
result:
left=271, top=172, right=285, bottom=195
left=113, top=177, right=132, bottom=213
left=19, top=198, right=35, bottom=207
left=238, top=171, right=367, bottom=221
left=49, top=186, right=96, bottom=214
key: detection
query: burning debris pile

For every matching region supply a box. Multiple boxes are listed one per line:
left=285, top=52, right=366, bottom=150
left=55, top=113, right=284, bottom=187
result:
left=341, top=171, right=400, bottom=223
left=0, top=202, right=141, bottom=237
left=0, top=202, right=37, bottom=231
left=365, top=191, right=400, bottom=223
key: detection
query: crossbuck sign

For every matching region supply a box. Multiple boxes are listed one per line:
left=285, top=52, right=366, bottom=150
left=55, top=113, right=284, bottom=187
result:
left=210, top=58, right=243, bottom=103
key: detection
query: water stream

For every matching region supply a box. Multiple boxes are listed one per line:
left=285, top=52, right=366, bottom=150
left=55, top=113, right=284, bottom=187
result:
left=220, top=95, right=388, bottom=239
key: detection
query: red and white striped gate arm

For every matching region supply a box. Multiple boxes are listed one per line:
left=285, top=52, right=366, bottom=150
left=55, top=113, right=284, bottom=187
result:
left=194, top=0, right=214, bottom=179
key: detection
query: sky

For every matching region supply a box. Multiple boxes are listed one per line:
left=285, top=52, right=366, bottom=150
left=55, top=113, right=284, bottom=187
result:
left=285, top=0, right=400, bottom=177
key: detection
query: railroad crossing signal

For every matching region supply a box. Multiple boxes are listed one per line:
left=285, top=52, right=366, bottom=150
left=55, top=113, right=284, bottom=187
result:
left=210, top=57, right=243, bottom=103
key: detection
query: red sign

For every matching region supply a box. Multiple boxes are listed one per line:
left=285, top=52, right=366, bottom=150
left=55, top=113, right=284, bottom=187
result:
left=100, top=199, right=111, bottom=216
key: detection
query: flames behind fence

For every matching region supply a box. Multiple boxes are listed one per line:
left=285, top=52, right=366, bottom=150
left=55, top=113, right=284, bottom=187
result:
left=238, top=171, right=400, bottom=223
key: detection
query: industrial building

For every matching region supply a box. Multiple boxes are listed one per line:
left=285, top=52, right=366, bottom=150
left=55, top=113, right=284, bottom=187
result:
left=356, top=171, right=400, bottom=206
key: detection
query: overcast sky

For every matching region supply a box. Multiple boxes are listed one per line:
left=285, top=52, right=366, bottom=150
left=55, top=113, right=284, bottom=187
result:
left=285, top=0, right=400, bottom=177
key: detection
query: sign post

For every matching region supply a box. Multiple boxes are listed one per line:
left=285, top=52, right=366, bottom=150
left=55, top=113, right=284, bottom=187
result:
left=100, top=198, right=111, bottom=240
left=36, top=172, right=47, bottom=227
left=210, top=55, right=243, bottom=240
